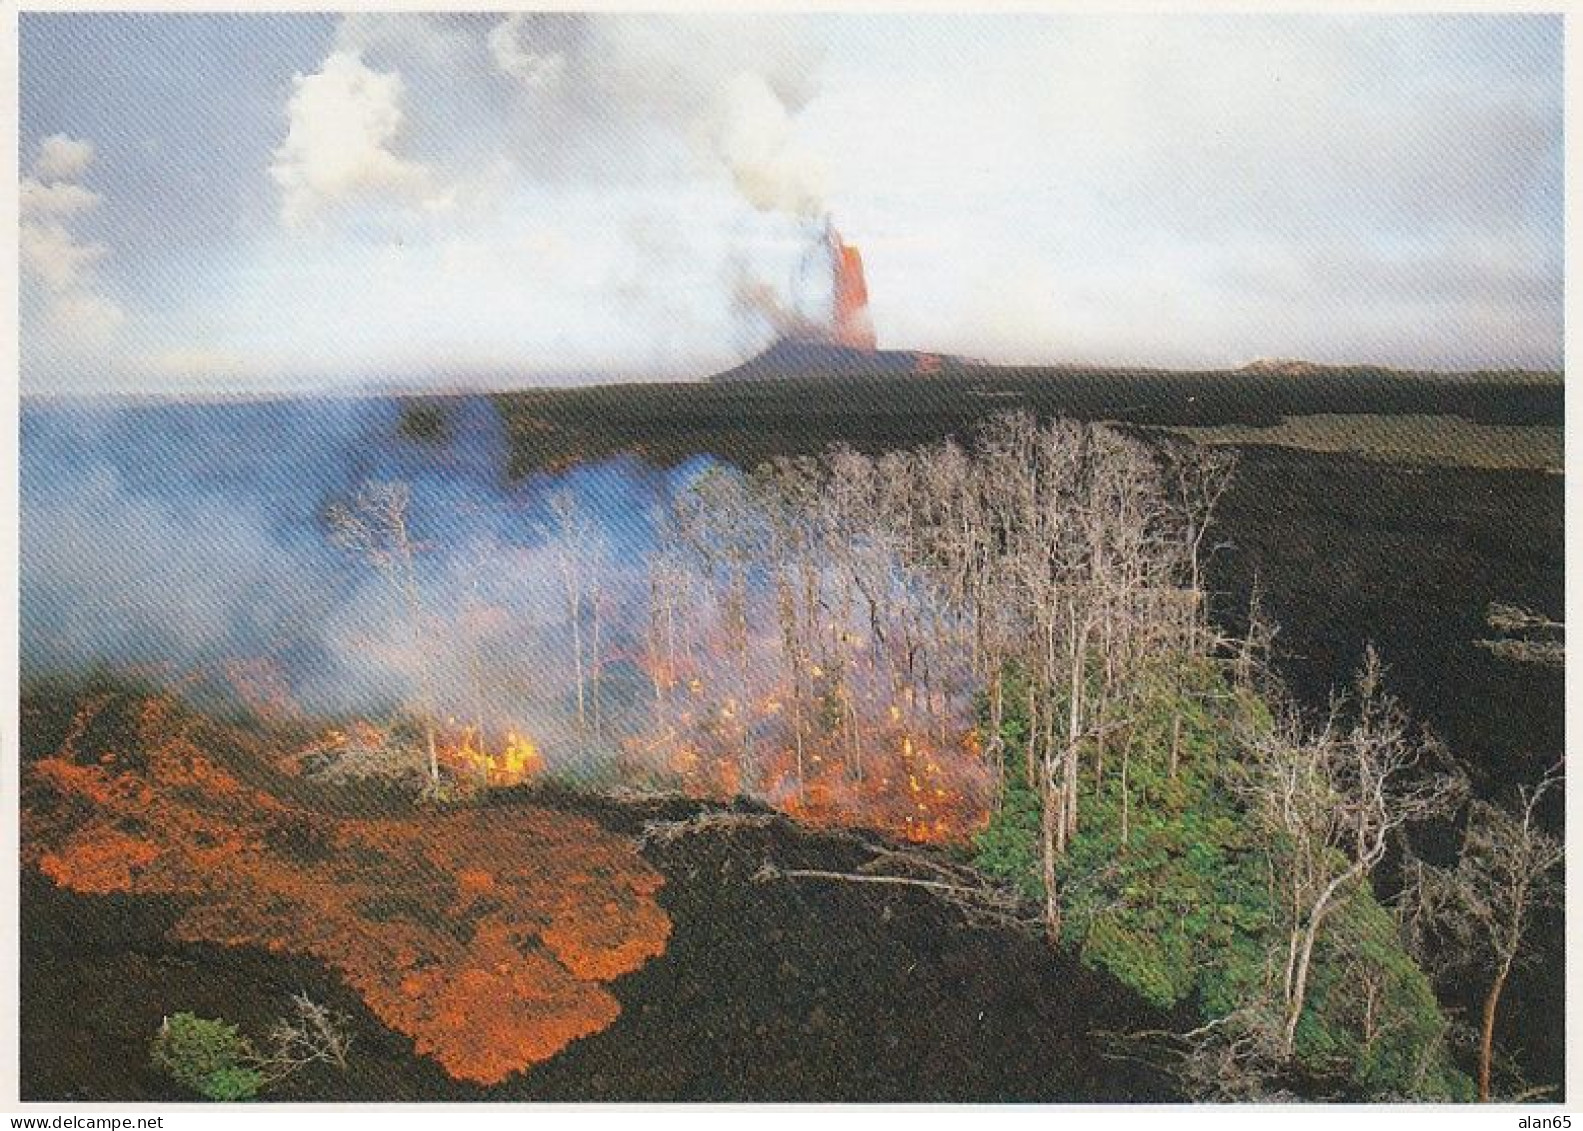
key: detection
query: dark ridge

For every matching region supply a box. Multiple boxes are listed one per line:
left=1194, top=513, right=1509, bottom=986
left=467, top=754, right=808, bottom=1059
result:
left=708, top=339, right=959, bottom=384
left=493, top=366, right=1560, bottom=478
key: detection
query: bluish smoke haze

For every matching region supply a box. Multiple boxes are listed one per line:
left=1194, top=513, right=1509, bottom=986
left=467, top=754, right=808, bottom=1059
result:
left=21, top=394, right=714, bottom=771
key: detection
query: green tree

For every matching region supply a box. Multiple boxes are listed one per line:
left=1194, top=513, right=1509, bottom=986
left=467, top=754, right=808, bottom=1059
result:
left=151, top=1013, right=265, bottom=1102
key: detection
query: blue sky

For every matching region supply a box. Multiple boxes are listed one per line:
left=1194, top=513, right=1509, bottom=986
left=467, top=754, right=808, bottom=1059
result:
left=19, top=13, right=1563, bottom=394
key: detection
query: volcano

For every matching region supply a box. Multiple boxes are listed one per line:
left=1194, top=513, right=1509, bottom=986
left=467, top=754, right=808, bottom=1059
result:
left=709, top=339, right=965, bottom=384
left=713, top=218, right=961, bottom=384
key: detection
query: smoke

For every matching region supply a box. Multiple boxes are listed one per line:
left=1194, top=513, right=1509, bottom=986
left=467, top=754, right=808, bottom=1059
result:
left=505, top=13, right=827, bottom=210
left=21, top=392, right=989, bottom=836
left=20, top=395, right=712, bottom=776
left=257, top=15, right=842, bottom=378
left=730, top=271, right=828, bottom=343
left=710, top=71, right=825, bottom=218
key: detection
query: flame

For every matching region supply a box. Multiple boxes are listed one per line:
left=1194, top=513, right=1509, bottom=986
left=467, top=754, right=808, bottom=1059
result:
left=439, top=723, right=544, bottom=788
left=628, top=630, right=992, bottom=844
left=631, top=661, right=990, bottom=844
left=499, top=730, right=544, bottom=781
left=772, top=726, right=986, bottom=845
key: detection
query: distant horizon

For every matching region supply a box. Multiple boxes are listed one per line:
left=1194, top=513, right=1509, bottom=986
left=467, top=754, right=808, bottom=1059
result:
left=18, top=344, right=1566, bottom=406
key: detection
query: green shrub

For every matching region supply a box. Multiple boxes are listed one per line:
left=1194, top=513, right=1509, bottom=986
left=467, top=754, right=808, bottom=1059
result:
left=197, top=1065, right=269, bottom=1102
left=1301, top=889, right=1475, bottom=1101
left=151, top=1012, right=263, bottom=1101
left=968, top=653, right=1471, bottom=1100
left=1079, top=914, right=1183, bottom=1008
left=976, top=656, right=1271, bottom=1010
left=970, top=774, right=1043, bottom=900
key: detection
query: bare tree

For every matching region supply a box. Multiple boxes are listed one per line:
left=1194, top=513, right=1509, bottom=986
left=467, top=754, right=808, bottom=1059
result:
left=636, top=413, right=1229, bottom=885
left=1238, top=649, right=1464, bottom=1056
left=672, top=467, right=765, bottom=792
left=1402, top=764, right=1564, bottom=1100
left=544, top=490, right=594, bottom=753
left=257, top=992, right=353, bottom=1081
left=327, top=481, right=439, bottom=787
left=1231, top=571, right=1279, bottom=693
left=1150, top=1006, right=1294, bottom=1102
left=1160, top=438, right=1235, bottom=649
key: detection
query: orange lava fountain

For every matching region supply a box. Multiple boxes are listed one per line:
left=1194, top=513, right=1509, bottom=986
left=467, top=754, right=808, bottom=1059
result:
left=829, top=221, right=877, bottom=351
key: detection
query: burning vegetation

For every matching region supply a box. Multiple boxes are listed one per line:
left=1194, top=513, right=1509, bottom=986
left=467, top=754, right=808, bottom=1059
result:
left=614, top=413, right=1229, bottom=848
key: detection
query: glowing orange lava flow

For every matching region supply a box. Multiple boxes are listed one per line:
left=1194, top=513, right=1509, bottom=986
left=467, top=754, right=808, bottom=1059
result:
left=23, top=694, right=669, bottom=1086
left=768, top=727, right=989, bottom=844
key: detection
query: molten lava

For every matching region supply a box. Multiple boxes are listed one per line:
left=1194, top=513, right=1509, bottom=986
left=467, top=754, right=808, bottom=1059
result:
left=24, top=692, right=669, bottom=1086
left=828, top=219, right=876, bottom=352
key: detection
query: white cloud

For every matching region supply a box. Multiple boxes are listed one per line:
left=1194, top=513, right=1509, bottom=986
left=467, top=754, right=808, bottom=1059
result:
left=33, top=134, right=94, bottom=181
left=270, top=50, right=440, bottom=227
left=46, top=289, right=126, bottom=340
left=20, top=135, right=126, bottom=367
left=20, top=220, right=108, bottom=293
left=20, top=178, right=101, bottom=219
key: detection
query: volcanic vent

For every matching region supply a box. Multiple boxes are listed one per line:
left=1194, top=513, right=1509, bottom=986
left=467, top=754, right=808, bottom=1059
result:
left=715, top=217, right=956, bottom=384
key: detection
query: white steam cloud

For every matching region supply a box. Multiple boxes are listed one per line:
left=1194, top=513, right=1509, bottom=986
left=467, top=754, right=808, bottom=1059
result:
left=271, top=50, right=449, bottom=227
left=712, top=71, right=826, bottom=218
